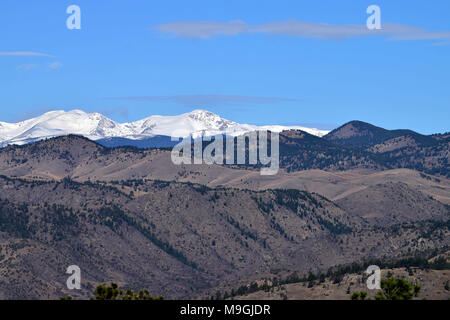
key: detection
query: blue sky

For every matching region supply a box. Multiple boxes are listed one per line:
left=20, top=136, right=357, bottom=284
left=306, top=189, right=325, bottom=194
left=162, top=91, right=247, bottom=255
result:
left=1, top=0, right=449, bottom=134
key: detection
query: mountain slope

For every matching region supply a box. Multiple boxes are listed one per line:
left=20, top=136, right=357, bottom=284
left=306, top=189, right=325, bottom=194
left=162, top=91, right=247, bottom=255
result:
left=335, top=182, right=449, bottom=226
left=0, top=175, right=448, bottom=299
left=0, top=175, right=355, bottom=299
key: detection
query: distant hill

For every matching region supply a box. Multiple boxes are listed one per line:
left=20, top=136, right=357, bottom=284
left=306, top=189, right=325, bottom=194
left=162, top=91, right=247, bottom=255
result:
left=319, top=122, right=448, bottom=177
left=324, top=120, right=437, bottom=149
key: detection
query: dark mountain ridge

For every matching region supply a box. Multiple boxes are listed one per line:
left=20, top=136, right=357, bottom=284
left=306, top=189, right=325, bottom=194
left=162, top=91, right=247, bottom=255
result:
left=324, top=120, right=437, bottom=149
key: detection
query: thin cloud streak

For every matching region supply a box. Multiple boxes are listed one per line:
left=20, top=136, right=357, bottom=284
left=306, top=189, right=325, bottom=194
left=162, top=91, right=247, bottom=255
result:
left=48, top=61, right=62, bottom=69
left=0, top=51, right=54, bottom=57
left=98, top=106, right=130, bottom=119
left=154, top=19, right=450, bottom=43
left=107, top=95, right=300, bottom=107
left=16, top=64, right=38, bottom=71
left=156, top=20, right=248, bottom=39
left=14, top=106, right=56, bottom=122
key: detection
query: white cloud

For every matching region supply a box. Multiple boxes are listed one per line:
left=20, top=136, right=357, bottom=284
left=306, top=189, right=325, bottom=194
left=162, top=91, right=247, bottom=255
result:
left=156, top=20, right=248, bottom=39
left=48, top=61, right=62, bottom=69
left=16, top=64, right=38, bottom=71
left=0, top=51, right=54, bottom=57
left=107, top=94, right=298, bottom=107
left=154, top=19, right=450, bottom=43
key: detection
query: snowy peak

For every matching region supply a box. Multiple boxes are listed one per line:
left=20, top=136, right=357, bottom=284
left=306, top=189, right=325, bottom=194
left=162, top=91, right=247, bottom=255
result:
left=128, top=109, right=245, bottom=138
left=187, top=109, right=235, bottom=126
left=0, top=109, right=330, bottom=146
left=0, top=110, right=129, bottom=146
left=187, top=109, right=238, bottom=131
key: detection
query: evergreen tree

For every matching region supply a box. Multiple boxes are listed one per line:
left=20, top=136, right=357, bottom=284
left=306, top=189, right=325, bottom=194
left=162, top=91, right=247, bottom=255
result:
left=91, top=283, right=163, bottom=300
left=374, top=277, right=421, bottom=300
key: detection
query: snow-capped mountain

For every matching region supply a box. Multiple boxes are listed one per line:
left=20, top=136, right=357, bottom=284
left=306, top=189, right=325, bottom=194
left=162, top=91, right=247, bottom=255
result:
left=0, top=109, right=330, bottom=147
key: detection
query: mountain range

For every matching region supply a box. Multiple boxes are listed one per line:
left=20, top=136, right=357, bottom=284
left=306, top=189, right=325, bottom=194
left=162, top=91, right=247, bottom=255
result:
left=0, top=109, right=329, bottom=147
left=0, top=134, right=448, bottom=299
left=0, top=113, right=448, bottom=177
left=0, top=111, right=448, bottom=299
